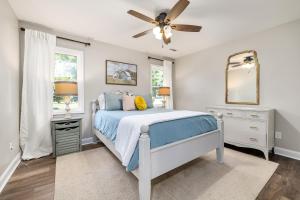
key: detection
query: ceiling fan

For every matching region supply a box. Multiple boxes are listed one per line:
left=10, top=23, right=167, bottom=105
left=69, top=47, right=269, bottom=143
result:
left=229, top=56, right=255, bottom=68
left=128, top=0, right=202, bottom=45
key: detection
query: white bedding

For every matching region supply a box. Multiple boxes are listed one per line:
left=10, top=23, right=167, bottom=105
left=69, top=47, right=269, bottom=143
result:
left=115, top=110, right=208, bottom=166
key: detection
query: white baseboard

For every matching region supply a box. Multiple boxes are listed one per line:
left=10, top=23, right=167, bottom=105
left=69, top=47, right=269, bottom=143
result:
left=0, top=152, right=21, bottom=193
left=274, top=147, right=300, bottom=160
left=81, top=137, right=98, bottom=145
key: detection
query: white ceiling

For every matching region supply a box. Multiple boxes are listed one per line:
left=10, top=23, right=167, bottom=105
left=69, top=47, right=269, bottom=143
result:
left=8, top=0, right=300, bottom=58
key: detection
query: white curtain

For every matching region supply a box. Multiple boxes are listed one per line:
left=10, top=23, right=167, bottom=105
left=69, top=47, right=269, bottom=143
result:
left=20, top=29, right=56, bottom=160
left=163, top=60, right=174, bottom=109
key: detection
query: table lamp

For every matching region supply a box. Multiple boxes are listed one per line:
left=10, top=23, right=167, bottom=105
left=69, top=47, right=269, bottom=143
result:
left=54, top=81, right=78, bottom=118
left=158, top=87, right=170, bottom=108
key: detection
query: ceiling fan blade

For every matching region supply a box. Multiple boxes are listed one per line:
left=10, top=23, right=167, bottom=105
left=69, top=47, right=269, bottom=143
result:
left=171, top=24, right=202, bottom=32
left=165, top=0, right=190, bottom=22
left=132, top=29, right=152, bottom=38
left=231, top=64, right=242, bottom=68
left=229, top=62, right=241, bottom=65
left=163, top=31, right=171, bottom=45
left=128, top=10, right=158, bottom=25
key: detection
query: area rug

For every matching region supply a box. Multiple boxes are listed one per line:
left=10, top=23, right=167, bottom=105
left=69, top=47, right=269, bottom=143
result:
left=54, top=147, right=278, bottom=200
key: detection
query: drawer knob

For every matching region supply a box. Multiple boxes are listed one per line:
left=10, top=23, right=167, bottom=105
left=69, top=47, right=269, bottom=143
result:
left=249, top=138, right=258, bottom=142
left=227, top=112, right=233, bottom=115
left=250, top=114, right=259, bottom=118
left=249, top=126, right=258, bottom=130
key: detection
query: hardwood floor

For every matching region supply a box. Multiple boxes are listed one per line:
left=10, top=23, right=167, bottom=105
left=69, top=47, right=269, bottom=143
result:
left=0, top=143, right=299, bottom=200
left=226, top=144, right=300, bottom=200
left=0, top=144, right=103, bottom=200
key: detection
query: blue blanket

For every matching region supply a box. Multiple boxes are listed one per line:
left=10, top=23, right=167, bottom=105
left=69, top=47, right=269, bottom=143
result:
left=94, top=109, right=217, bottom=171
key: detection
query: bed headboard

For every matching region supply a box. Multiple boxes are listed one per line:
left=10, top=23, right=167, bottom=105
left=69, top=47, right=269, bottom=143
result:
left=91, top=99, right=99, bottom=128
left=91, top=99, right=99, bottom=114
left=91, top=90, right=133, bottom=127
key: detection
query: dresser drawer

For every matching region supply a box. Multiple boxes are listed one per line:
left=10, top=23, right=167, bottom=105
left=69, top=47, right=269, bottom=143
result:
left=246, top=120, right=266, bottom=135
left=55, top=121, right=80, bottom=129
left=207, top=108, right=220, bottom=115
left=244, top=121, right=267, bottom=147
left=56, top=127, right=80, bottom=135
left=223, top=109, right=243, bottom=118
left=246, top=112, right=267, bottom=120
left=224, top=118, right=266, bottom=147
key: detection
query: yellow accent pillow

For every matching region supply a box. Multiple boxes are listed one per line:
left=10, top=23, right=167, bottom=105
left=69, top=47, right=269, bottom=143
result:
left=134, top=96, right=147, bottom=110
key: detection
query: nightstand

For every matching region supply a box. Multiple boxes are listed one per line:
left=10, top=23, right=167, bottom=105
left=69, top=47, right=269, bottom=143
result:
left=51, top=117, right=82, bottom=157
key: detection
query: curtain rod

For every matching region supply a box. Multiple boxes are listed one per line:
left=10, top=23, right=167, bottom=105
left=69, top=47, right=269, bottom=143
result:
left=148, top=56, right=174, bottom=64
left=20, top=27, right=91, bottom=46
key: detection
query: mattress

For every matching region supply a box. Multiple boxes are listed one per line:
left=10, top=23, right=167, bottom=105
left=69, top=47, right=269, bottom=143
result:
left=94, top=109, right=217, bottom=171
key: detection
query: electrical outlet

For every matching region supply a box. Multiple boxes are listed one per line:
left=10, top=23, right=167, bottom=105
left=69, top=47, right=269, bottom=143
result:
left=275, top=131, right=282, bottom=139
left=9, top=142, right=14, bottom=150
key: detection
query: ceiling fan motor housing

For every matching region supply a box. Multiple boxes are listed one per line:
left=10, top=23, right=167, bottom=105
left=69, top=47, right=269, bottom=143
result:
left=156, top=12, right=168, bottom=25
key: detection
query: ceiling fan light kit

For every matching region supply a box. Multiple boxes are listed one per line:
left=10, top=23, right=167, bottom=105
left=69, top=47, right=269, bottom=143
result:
left=152, top=25, right=172, bottom=40
left=128, top=0, right=201, bottom=45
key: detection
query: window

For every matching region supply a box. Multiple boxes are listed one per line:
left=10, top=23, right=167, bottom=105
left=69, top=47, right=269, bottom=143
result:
left=151, top=65, right=164, bottom=107
left=53, top=47, right=84, bottom=114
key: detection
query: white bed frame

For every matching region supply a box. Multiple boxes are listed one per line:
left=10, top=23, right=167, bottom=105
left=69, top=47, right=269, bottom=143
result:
left=91, top=100, right=224, bottom=200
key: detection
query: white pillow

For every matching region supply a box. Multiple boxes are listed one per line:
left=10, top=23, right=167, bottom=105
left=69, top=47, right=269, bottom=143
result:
left=122, top=95, right=136, bottom=111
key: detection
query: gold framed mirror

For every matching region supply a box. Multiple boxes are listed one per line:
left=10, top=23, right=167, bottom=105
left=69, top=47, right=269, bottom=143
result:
left=225, top=50, right=260, bottom=105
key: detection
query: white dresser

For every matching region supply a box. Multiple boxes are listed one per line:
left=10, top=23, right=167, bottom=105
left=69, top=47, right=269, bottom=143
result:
left=207, top=106, right=275, bottom=160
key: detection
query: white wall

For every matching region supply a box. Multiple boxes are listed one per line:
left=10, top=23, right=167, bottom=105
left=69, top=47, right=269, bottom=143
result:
left=174, top=19, right=300, bottom=152
left=0, top=0, right=20, bottom=175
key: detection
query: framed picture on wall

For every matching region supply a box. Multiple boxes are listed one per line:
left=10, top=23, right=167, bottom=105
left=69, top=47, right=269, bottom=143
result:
left=106, top=60, right=137, bottom=86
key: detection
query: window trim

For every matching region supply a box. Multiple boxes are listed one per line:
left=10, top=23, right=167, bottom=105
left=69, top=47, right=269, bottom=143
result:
left=53, top=47, right=84, bottom=115
left=150, top=64, right=164, bottom=108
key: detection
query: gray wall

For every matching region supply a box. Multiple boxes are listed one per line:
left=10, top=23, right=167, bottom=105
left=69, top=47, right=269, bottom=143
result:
left=174, top=19, right=300, bottom=152
left=19, top=21, right=168, bottom=140
left=0, top=0, right=20, bottom=175
left=60, top=40, right=152, bottom=139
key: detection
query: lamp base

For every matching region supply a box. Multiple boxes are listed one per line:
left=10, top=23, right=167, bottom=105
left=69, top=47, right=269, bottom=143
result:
left=162, top=99, right=167, bottom=109
left=64, top=96, right=72, bottom=119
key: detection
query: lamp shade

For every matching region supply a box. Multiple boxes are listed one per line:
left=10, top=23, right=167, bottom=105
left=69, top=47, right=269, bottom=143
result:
left=158, top=87, right=170, bottom=96
left=54, top=81, right=78, bottom=96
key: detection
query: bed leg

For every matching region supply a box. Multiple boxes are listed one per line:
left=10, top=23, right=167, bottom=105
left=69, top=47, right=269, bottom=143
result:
left=216, top=114, right=224, bottom=163
left=139, top=125, right=151, bottom=200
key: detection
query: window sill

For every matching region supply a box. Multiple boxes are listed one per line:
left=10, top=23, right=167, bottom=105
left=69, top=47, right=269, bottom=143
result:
left=53, top=111, right=85, bottom=117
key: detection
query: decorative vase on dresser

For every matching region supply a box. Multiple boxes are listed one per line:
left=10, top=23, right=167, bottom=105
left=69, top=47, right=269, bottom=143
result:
left=207, top=106, right=275, bottom=160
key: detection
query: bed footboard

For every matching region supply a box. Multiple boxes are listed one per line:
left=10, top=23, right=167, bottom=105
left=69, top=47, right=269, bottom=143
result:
left=137, top=114, right=224, bottom=200
left=139, top=125, right=151, bottom=200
